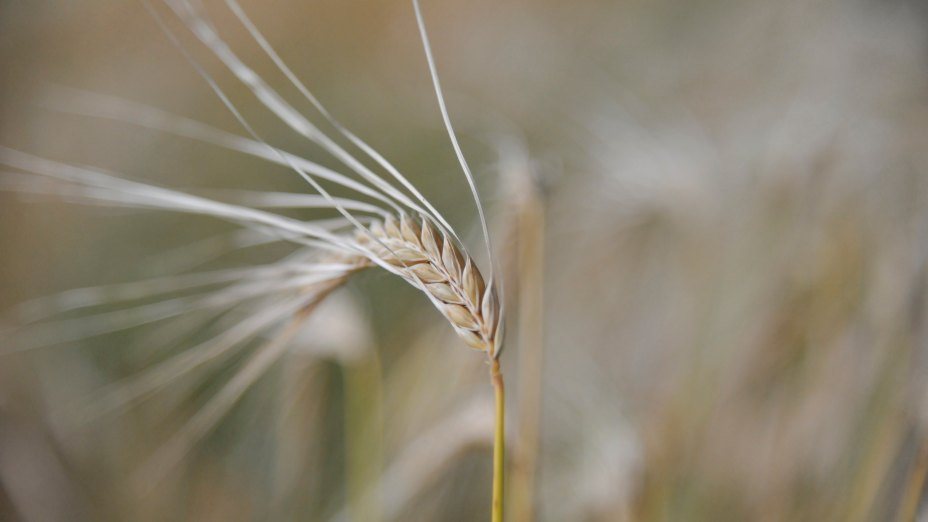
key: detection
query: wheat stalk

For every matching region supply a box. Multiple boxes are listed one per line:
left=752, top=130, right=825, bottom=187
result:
left=323, top=213, right=504, bottom=522
left=357, top=212, right=505, bottom=521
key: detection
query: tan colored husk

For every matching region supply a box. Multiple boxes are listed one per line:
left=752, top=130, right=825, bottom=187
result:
left=355, top=214, right=501, bottom=356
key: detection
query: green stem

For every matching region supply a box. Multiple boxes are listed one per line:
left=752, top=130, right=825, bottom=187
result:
left=491, top=358, right=505, bottom=522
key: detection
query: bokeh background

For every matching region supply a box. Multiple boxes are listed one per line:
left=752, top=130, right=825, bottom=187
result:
left=3, top=0, right=928, bottom=520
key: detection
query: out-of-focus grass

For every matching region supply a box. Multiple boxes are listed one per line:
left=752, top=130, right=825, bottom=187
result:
left=2, top=0, right=928, bottom=521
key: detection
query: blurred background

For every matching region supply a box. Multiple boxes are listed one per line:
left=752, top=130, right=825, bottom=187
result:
left=3, top=0, right=928, bottom=520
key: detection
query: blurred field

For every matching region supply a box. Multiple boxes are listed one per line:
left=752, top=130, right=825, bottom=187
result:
left=2, top=0, right=928, bottom=521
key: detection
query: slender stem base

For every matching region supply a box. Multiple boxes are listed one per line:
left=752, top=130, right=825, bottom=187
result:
left=344, top=351, right=384, bottom=522
left=491, top=358, right=506, bottom=522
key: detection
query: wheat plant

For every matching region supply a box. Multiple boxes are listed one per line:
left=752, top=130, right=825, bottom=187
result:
left=1, top=0, right=506, bottom=519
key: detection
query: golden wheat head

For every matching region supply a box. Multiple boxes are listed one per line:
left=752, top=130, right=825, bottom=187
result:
left=358, top=213, right=501, bottom=356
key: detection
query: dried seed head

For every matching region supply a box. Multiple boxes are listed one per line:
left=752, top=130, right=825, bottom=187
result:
left=366, top=215, right=500, bottom=355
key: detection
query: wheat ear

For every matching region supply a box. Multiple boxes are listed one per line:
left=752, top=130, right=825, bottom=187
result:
left=358, top=214, right=501, bottom=356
